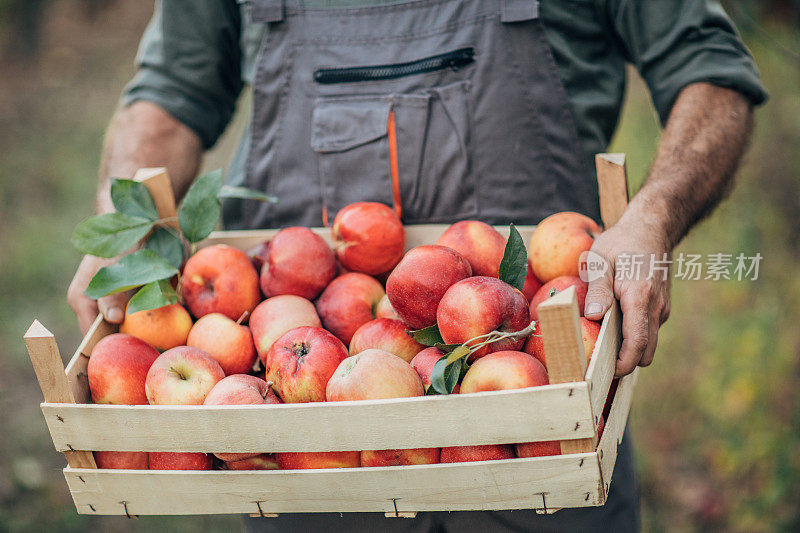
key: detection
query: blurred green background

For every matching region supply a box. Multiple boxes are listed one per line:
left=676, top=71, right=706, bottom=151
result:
left=0, top=1, right=798, bottom=531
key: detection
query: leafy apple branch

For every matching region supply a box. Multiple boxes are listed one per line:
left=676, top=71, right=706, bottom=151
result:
left=407, top=224, right=534, bottom=394
left=72, top=170, right=277, bottom=314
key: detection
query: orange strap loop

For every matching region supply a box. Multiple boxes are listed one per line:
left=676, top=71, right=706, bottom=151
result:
left=387, top=110, right=403, bottom=220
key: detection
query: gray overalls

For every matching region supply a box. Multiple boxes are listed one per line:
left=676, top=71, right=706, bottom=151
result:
left=241, top=0, right=638, bottom=530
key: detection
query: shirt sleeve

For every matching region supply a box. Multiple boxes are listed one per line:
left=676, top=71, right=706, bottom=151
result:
left=607, top=0, right=768, bottom=124
left=122, top=0, right=243, bottom=149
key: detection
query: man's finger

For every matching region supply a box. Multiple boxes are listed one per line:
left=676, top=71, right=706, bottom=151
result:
left=98, top=292, right=129, bottom=324
left=584, top=255, right=614, bottom=320
left=616, top=290, right=649, bottom=376
left=76, top=299, right=100, bottom=335
left=638, top=305, right=660, bottom=367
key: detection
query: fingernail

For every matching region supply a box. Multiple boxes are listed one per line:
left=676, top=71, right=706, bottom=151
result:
left=585, top=303, right=603, bottom=316
left=106, top=307, right=123, bottom=322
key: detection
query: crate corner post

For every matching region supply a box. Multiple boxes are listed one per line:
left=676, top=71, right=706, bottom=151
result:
left=24, top=320, right=97, bottom=469
left=594, top=153, right=629, bottom=228
left=537, top=288, right=596, bottom=454
left=134, top=167, right=179, bottom=228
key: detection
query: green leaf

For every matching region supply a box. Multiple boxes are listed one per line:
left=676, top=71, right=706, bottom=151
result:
left=498, top=223, right=528, bottom=291
left=84, top=249, right=179, bottom=299
left=178, top=169, right=223, bottom=243
left=110, top=178, right=158, bottom=220
left=145, top=226, right=184, bottom=269
left=433, top=342, right=463, bottom=353
left=72, top=213, right=153, bottom=258
left=126, top=279, right=178, bottom=315
left=218, top=185, right=279, bottom=203
left=406, top=324, right=445, bottom=346
left=430, top=356, right=463, bottom=395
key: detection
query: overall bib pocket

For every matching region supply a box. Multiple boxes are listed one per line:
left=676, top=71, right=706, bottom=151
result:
left=310, top=80, right=476, bottom=223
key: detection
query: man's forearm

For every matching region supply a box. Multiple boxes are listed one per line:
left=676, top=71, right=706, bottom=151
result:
left=96, top=100, right=203, bottom=214
left=619, top=83, right=754, bottom=249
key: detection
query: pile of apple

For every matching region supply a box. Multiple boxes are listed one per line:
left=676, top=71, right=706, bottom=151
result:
left=88, top=202, right=605, bottom=471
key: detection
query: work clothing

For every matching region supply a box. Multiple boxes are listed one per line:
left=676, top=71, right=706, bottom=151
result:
left=124, top=0, right=767, bottom=228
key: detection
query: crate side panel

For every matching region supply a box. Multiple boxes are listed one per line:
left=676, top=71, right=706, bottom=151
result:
left=65, top=454, right=601, bottom=515
left=66, top=316, right=117, bottom=405
left=43, top=383, right=593, bottom=453
left=598, top=368, right=638, bottom=493
left=586, top=301, right=621, bottom=423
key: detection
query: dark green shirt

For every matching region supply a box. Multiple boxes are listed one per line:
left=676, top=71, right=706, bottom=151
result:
left=124, top=0, right=767, bottom=209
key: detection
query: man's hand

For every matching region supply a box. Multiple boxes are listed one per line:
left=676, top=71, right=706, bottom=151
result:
left=68, top=255, right=130, bottom=334
left=67, top=101, right=202, bottom=333
left=584, top=220, right=671, bottom=376
left=582, top=83, right=753, bottom=376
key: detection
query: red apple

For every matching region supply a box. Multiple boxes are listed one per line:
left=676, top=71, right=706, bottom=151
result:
left=275, top=451, right=360, bottom=470
left=88, top=333, right=160, bottom=405
left=315, top=272, right=385, bottom=346
left=521, top=260, right=543, bottom=303
left=386, top=245, right=472, bottom=330
left=181, top=244, right=261, bottom=320
left=361, top=448, right=440, bottom=467
left=93, top=451, right=148, bottom=469
left=524, top=317, right=601, bottom=369
left=186, top=313, right=257, bottom=375
left=435, top=220, right=506, bottom=277
left=260, top=226, right=336, bottom=300
left=348, top=318, right=425, bottom=363
left=250, top=295, right=321, bottom=359
left=529, top=212, right=602, bottom=282
left=225, top=454, right=279, bottom=470
left=375, top=294, right=402, bottom=322
left=437, top=277, right=530, bottom=360
left=149, top=452, right=212, bottom=470
left=440, top=444, right=516, bottom=463
left=409, top=347, right=460, bottom=393
left=529, top=275, right=589, bottom=321
left=332, top=202, right=405, bottom=275
left=145, top=346, right=225, bottom=405
left=326, top=349, right=424, bottom=401
left=460, top=351, right=548, bottom=393
left=515, top=440, right=561, bottom=458
left=203, top=375, right=281, bottom=461
left=603, top=379, right=619, bottom=420
left=263, top=326, right=349, bottom=403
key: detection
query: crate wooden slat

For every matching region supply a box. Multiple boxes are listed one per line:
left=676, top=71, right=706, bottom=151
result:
left=42, top=381, right=594, bottom=454
left=64, top=452, right=602, bottom=516
left=586, top=301, right=622, bottom=425
left=599, top=368, right=638, bottom=491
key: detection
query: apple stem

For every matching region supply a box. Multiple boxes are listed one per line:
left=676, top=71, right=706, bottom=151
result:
left=461, top=320, right=537, bottom=355
left=168, top=366, right=187, bottom=381
left=236, top=311, right=249, bottom=325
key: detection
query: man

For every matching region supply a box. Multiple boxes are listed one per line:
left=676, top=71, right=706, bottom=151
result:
left=68, top=1, right=766, bottom=531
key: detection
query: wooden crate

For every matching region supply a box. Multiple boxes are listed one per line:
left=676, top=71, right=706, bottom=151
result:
left=24, top=154, right=636, bottom=517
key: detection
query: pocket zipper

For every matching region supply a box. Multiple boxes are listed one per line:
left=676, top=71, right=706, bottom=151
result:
left=313, top=47, right=475, bottom=84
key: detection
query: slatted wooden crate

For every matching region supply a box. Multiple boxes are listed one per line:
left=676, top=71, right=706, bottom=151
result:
left=24, top=154, right=636, bottom=517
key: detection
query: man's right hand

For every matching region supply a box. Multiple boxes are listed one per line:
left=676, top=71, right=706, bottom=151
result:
left=68, top=255, right=130, bottom=334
